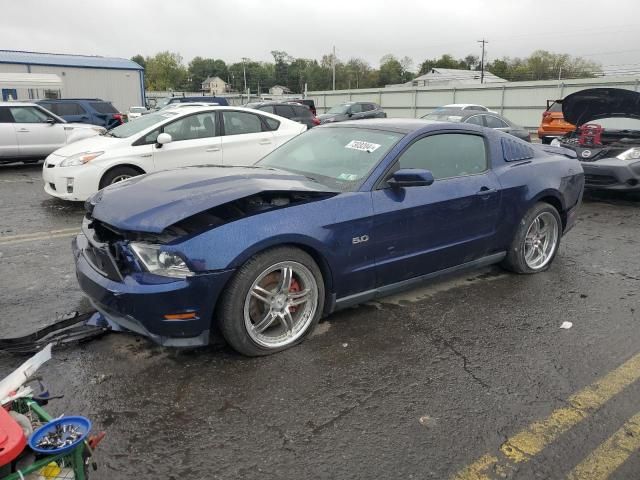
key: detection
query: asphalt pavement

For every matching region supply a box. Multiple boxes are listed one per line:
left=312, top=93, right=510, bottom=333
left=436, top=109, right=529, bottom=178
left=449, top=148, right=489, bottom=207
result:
left=0, top=161, right=639, bottom=479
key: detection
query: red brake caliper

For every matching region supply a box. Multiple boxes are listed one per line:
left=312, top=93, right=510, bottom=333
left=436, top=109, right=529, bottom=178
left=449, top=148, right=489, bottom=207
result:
left=289, top=279, right=301, bottom=313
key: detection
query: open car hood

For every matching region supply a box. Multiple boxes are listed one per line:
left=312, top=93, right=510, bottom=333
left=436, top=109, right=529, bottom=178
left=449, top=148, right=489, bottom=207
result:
left=562, top=88, right=640, bottom=127
left=89, top=166, right=337, bottom=233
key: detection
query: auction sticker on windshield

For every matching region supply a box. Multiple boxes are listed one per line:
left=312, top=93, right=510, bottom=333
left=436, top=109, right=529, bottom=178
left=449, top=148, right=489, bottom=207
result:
left=345, top=140, right=381, bottom=153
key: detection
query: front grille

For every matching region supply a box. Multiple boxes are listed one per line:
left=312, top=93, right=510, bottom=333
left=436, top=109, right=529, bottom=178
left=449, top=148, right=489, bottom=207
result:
left=84, top=244, right=123, bottom=282
left=46, top=163, right=55, bottom=168
left=82, top=220, right=126, bottom=282
left=49, top=182, right=56, bottom=191
left=584, top=174, right=618, bottom=186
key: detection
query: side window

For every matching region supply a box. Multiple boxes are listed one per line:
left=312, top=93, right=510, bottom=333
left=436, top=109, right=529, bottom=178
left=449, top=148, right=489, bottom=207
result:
left=275, top=105, right=296, bottom=118
left=263, top=116, right=280, bottom=131
left=294, top=105, right=312, bottom=117
left=163, top=112, right=217, bottom=141
left=0, top=107, right=14, bottom=123
left=350, top=103, right=363, bottom=114
left=362, top=103, right=375, bottom=112
left=56, top=102, right=86, bottom=116
left=397, top=133, right=487, bottom=180
left=465, top=115, right=484, bottom=126
left=9, top=107, right=51, bottom=123
left=222, top=111, right=263, bottom=135
left=258, top=105, right=275, bottom=114
left=484, top=116, right=508, bottom=129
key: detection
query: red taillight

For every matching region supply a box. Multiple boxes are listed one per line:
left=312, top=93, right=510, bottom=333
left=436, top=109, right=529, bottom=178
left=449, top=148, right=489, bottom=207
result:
left=312, top=116, right=321, bottom=126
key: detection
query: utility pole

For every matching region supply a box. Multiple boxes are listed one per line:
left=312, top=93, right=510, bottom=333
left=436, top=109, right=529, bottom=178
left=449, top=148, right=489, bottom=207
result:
left=478, top=39, right=488, bottom=84
left=332, top=46, right=336, bottom=91
left=242, top=57, right=249, bottom=93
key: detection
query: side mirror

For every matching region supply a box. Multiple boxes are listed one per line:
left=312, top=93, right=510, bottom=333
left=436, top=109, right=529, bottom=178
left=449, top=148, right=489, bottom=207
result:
left=45, top=118, right=56, bottom=125
left=347, top=111, right=353, bottom=117
left=156, top=132, right=172, bottom=147
left=387, top=168, right=435, bottom=188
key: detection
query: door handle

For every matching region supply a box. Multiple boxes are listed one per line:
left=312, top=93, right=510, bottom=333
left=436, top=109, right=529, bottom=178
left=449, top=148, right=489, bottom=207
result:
left=206, top=146, right=220, bottom=152
left=476, top=187, right=497, bottom=196
left=17, top=128, right=29, bottom=132
left=258, top=139, right=272, bottom=145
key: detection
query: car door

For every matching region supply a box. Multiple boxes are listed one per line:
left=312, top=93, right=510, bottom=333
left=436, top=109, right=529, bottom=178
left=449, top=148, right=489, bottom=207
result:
left=484, top=114, right=511, bottom=134
left=348, top=103, right=366, bottom=120
left=151, top=111, right=222, bottom=170
left=220, top=110, right=275, bottom=165
left=9, top=106, right=66, bottom=158
left=371, top=132, right=502, bottom=287
left=0, top=107, right=19, bottom=159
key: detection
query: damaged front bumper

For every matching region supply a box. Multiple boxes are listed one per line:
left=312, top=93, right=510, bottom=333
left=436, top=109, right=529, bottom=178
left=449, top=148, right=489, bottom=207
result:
left=581, top=158, right=640, bottom=191
left=72, top=233, right=235, bottom=347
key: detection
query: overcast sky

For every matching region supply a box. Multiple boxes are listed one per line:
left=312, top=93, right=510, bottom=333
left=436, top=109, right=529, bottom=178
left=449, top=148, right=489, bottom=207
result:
left=3, top=0, right=640, bottom=72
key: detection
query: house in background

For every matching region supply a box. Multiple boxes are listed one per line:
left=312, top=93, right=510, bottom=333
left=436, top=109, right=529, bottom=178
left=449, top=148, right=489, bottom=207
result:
left=269, top=84, right=292, bottom=96
left=387, top=68, right=507, bottom=88
left=201, top=76, right=228, bottom=95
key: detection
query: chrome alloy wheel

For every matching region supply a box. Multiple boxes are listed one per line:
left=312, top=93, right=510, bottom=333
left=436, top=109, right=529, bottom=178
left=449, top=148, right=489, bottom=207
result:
left=243, top=261, right=318, bottom=348
left=524, top=212, right=559, bottom=270
left=110, top=174, right=132, bottom=184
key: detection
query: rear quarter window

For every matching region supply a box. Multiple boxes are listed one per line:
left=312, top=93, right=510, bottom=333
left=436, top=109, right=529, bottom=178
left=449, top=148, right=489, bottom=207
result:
left=501, top=138, right=535, bottom=162
left=548, top=101, right=562, bottom=112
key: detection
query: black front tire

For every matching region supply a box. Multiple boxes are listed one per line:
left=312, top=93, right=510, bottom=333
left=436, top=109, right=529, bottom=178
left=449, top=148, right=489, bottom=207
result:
left=218, top=247, right=325, bottom=356
left=99, top=166, right=141, bottom=189
left=502, top=202, right=562, bottom=274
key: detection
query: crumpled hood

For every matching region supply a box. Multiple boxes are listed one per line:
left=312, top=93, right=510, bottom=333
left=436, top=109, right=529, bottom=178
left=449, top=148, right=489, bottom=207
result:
left=89, top=166, right=337, bottom=233
left=562, top=88, right=640, bottom=126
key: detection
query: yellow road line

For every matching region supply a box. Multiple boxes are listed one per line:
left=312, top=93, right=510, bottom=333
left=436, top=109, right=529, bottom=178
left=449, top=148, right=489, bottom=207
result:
left=453, top=351, right=640, bottom=479
left=0, top=231, right=79, bottom=246
left=567, top=411, right=640, bottom=480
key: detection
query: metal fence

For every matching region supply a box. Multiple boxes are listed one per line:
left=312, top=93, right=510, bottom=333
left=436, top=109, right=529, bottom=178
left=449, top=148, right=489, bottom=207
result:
left=306, top=76, right=640, bottom=129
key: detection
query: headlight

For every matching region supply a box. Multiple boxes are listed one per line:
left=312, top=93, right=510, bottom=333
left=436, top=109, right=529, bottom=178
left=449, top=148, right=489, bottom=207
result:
left=130, top=243, right=193, bottom=278
left=59, top=151, right=104, bottom=167
left=617, top=148, right=640, bottom=161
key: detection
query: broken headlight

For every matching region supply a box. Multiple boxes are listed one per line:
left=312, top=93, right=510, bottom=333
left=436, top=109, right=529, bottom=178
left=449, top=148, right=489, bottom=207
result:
left=617, top=148, right=640, bottom=161
left=130, top=243, right=193, bottom=278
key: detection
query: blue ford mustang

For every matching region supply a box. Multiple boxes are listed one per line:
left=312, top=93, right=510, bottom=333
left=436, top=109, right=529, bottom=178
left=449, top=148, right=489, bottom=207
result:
left=73, top=119, right=584, bottom=356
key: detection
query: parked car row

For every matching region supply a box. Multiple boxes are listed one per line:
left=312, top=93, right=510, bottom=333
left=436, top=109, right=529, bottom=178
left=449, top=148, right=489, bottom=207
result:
left=37, top=98, right=124, bottom=129
left=0, top=102, right=103, bottom=163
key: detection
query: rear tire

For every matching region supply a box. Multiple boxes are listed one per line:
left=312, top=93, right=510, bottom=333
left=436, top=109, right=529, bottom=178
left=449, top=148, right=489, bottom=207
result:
left=99, top=166, right=141, bottom=188
left=218, top=247, right=324, bottom=356
left=502, top=202, right=562, bottom=274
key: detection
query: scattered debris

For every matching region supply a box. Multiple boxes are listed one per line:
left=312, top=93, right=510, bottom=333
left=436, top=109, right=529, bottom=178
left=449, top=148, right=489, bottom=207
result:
left=560, top=321, right=573, bottom=329
left=341, top=343, right=349, bottom=348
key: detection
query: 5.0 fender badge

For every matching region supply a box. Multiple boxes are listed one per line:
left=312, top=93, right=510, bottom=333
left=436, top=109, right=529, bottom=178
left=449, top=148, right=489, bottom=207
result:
left=352, top=235, right=369, bottom=245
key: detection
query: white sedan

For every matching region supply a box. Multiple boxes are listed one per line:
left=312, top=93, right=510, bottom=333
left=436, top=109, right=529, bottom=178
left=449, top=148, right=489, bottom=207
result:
left=0, top=102, right=104, bottom=164
left=42, top=105, right=307, bottom=201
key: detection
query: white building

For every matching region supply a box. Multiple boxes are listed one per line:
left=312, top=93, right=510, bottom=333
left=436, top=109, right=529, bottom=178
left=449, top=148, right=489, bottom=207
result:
left=201, top=76, right=228, bottom=95
left=269, top=85, right=292, bottom=96
left=0, top=50, right=144, bottom=111
left=393, top=68, right=507, bottom=88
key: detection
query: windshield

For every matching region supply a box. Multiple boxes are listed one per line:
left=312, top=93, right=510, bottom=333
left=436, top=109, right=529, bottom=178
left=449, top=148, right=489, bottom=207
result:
left=257, top=127, right=403, bottom=191
left=107, top=111, right=178, bottom=138
left=155, top=98, right=172, bottom=109
left=130, top=107, right=146, bottom=113
left=594, top=117, right=640, bottom=131
left=326, top=104, right=350, bottom=115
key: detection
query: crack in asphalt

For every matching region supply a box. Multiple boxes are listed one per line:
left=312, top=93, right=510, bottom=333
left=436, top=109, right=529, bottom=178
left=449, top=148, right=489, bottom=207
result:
left=436, top=334, right=492, bottom=390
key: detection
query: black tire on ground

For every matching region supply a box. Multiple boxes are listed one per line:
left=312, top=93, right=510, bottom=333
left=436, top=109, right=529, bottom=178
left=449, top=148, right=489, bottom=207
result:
left=99, top=166, right=142, bottom=189
left=218, top=246, right=325, bottom=356
left=501, top=202, right=562, bottom=274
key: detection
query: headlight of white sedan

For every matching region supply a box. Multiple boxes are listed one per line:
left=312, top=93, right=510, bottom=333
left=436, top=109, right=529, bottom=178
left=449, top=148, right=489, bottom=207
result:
left=59, top=151, right=104, bottom=167
left=617, top=148, right=640, bottom=161
left=130, top=243, right=193, bottom=278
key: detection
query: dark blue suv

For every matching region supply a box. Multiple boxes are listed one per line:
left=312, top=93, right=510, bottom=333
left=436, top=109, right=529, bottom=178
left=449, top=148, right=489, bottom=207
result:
left=37, top=98, right=124, bottom=130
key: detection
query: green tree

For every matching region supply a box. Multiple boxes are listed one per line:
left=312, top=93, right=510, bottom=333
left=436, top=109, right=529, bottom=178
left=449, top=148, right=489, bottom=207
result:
left=130, top=54, right=146, bottom=70
left=379, top=54, right=404, bottom=85
left=145, top=51, right=187, bottom=90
